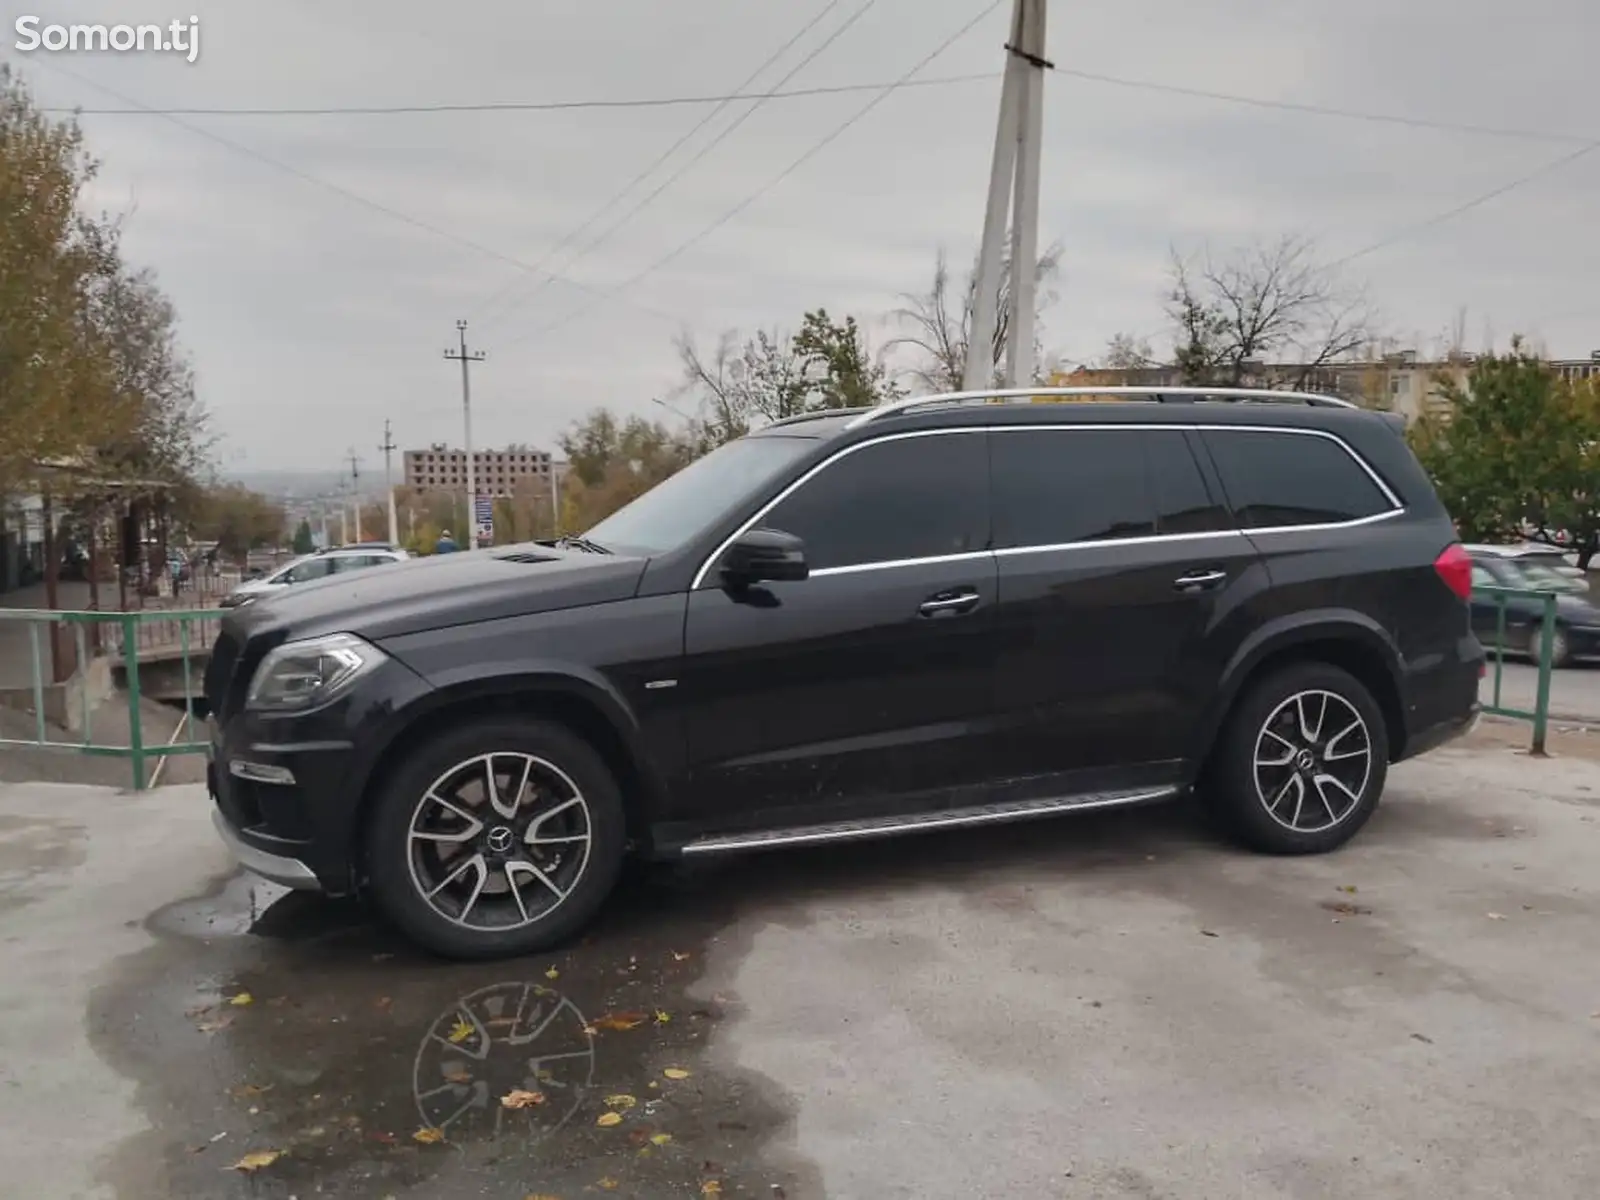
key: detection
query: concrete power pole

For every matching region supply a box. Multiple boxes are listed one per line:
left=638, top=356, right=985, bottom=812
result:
left=345, top=449, right=364, bottom=542
left=378, top=419, right=400, bottom=546
left=964, top=0, right=1050, bottom=392
left=443, top=321, right=487, bottom=550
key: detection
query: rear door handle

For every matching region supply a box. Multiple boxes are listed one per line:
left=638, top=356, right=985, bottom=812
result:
left=919, top=589, right=981, bottom=617
left=1173, top=569, right=1227, bottom=592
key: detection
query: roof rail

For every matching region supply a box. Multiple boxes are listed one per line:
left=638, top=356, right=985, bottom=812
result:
left=764, top=406, right=873, bottom=429
left=843, top=386, right=1359, bottom=429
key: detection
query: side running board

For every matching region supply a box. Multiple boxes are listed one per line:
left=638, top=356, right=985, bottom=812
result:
left=679, top=786, right=1178, bottom=856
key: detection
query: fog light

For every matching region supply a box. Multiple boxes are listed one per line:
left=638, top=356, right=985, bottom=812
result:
left=229, top=759, right=296, bottom=786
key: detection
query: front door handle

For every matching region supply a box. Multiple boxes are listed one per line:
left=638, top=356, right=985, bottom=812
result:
left=1173, top=569, right=1227, bottom=593
left=919, top=589, right=981, bottom=617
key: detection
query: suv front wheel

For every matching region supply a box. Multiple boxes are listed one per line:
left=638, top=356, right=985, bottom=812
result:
left=364, top=717, right=627, bottom=960
left=1207, top=662, right=1390, bottom=855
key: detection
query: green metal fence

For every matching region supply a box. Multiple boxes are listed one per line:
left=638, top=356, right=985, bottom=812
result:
left=0, top=608, right=217, bottom=790
left=1472, top=585, right=1558, bottom=755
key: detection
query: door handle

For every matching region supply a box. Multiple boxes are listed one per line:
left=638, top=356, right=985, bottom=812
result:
left=1173, top=569, right=1227, bottom=592
left=919, top=589, right=981, bottom=617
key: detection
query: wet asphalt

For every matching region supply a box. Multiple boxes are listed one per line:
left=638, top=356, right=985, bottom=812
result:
left=9, top=730, right=1600, bottom=1199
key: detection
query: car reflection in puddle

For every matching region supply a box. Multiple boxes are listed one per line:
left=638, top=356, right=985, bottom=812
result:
left=95, top=863, right=818, bottom=1199
left=413, top=980, right=595, bottom=1141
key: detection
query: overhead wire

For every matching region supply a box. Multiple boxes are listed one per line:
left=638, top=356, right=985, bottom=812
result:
left=498, top=0, right=1009, bottom=354
left=10, top=54, right=681, bottom=324
left=474, top=0, right=886, bottom=336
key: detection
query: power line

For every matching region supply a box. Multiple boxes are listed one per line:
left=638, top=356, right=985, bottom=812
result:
left=471, top=0, right=853, bottom=328
left=475, top=0, right=886, bottom=336
left=38, top=61, right=1594, bottom=148
left=12, top=54, right=681, bottom=326
left=499, top=0, right=1008, bottom=354
left=43, top=72, right=993, bottom=117
left=1044, top=64, right=1596, bottom=146
left=1328, top=139, right=1600, bottom=269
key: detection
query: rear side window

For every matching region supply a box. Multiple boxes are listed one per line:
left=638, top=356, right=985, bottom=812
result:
left=1200, top=430, right=1393, bottom=528
left=1146, top=431, right=1233, bottom=534
left=990, top=429, right=1155, bottom=547
left=759, top=431, right=988, bottom=570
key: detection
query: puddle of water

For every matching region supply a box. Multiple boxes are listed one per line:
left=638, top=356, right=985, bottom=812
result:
left=89, top=864, right=822, bottom=1199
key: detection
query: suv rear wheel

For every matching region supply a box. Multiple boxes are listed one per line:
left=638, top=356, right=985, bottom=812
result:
left=1207, top=662, right=1390, bottom=855
left=364, top=717, right=627, bottom=960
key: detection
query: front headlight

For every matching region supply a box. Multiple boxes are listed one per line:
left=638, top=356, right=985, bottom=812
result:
left=245, top=633, right=387, bottom=714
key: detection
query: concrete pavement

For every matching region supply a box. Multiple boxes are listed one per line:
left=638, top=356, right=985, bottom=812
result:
left=4, top=732, right=1600, bottom=1198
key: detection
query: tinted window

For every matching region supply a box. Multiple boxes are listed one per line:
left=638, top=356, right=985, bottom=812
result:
left=1201, top=430, right=1392, bottom=528
left=332, top=555, right=382, bottom=572
left=1146, top=431, right=1232, bottom=534
left=758, top=432, right=988, bottom=570
left=990, top=429, right=1154, bottom=548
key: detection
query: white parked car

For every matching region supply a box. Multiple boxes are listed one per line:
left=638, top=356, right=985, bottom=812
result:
left=220, top=544, right=410, bottom=608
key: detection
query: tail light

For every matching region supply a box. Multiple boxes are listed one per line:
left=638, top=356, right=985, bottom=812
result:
left=1434, top=543, right=1472, bottom=601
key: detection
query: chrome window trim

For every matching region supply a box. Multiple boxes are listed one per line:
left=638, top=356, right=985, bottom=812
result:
left=688, top=422, right=1404, bottom=590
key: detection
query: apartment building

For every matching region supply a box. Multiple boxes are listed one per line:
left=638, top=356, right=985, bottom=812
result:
left=403, top=444, right=554, bottom=499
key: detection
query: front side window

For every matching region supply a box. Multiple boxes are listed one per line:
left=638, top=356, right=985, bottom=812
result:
left=756, top=432, right=988, bottom=571
left=1200, top=429, right=1394, bottom=528
left=990, top=428, right=1155, bottom=548
left=584, top=434, right=815, bottom=557
left=280, top=558, right=335, bottom=585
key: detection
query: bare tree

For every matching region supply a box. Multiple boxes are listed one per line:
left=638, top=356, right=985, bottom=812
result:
left=1098, top=332, right=1157, bottom=370
left=1165, top=236, right=1375, bottom=389
left=886, top=240, right=1063, bottom=392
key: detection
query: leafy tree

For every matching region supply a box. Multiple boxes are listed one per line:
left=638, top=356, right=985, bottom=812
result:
left=556, top=409, right=696, bottom=531
left=792, top=309, right=900, bottom=411
left=292, top=518, right=315, bottom=555
left=1409, top=340, right=1600, bottom=567
left=189, top=484, right=285, bottom=559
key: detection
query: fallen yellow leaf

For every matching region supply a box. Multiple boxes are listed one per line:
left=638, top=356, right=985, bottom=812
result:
left=447, top=1018, right=474, bottom=1044
left=412, top=1126, right=446, bottom=1144
left=603, top=1093, right=637, bottom=1110
left=545, top=966, right=560, bottom=980
left=592, top=1011, right=647, bottom=1031
left=229, top=992, right=254, bottom=1007
left=663, top=1068, right=691, bottom=1080
left=654, top=1009, right=671, bottom=1024
left=524, top=1195, right=563, bottom=1200
left=230, top=1082, right=273, bottom=1098
left=596, top=1111, right=624, bottom=1127
left=702, top=1182, right=723, bottom=1196
left=500, top=1089, right=546, bottom=1110
left=229, top=1149, right=283, bottom=1173
left=596, top=1179, right=619, bottom=1191
left=650, top=1132, right=673, bottom=1146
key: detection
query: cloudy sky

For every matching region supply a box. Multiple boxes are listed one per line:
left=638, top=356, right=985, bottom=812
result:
left=8, top=0, right=1597, bottom=474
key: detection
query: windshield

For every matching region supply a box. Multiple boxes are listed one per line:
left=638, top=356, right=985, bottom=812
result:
left=582, top=435, right=815, bottom=556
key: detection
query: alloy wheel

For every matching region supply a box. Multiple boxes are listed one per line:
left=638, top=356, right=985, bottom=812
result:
left=1251, top=689, right=1373, bottom=834
left=406, top=752, right=593, bottom=931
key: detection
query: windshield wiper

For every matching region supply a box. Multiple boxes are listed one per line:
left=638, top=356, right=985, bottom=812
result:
left=557, top=534, right=611, bottom=555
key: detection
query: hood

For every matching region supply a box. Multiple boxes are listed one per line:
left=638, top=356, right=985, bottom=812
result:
left=1557, top=592, right=1600, bottom=624
left=223, top=544, right=648, bottom=644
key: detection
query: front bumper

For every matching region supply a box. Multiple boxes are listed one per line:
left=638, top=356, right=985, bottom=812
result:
left=205, top=655, right=433, bottom=896
left=211, top=808, right=321, bottom=891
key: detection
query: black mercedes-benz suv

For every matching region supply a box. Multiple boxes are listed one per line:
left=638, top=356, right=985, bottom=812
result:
left=205, top=387, right=1484, bottom=960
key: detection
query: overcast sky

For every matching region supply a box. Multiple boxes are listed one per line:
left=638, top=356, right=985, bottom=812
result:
left=8, top=0, right=1597, bottom=473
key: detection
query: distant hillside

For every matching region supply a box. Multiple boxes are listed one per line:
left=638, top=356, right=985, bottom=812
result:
left=229, top=468, right=359, bottom=499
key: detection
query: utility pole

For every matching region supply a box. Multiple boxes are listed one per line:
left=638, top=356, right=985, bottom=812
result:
left=964, top=0, right=1049, bottom=392
left=345, top=449, right=364, bottom=542
left=378, top=420, right=399, bottom=546
left=443, top=320, right=487, bottom=550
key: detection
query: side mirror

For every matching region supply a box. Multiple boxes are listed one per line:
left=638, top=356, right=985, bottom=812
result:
left=720, top=527, right=809, bottom=588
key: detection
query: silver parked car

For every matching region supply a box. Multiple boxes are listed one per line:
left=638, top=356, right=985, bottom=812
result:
left=220, top=545, right=410, bottom=608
